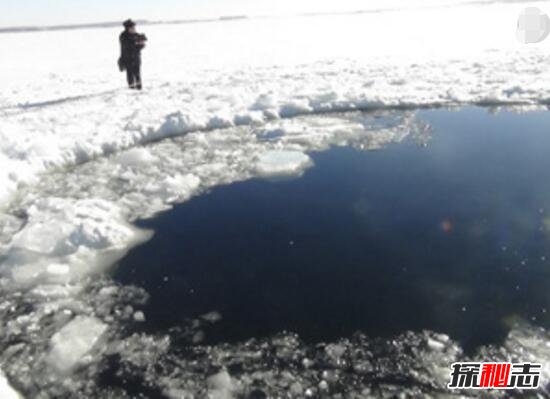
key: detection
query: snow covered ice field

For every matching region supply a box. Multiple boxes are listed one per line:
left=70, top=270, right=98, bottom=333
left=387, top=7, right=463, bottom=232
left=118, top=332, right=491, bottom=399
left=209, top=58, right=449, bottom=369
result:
left=1, top=0, right=550, bottom=397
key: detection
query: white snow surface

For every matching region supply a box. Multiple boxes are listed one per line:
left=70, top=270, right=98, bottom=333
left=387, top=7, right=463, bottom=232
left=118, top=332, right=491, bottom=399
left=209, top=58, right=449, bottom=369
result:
left=0, top=1, right=549, bottom=206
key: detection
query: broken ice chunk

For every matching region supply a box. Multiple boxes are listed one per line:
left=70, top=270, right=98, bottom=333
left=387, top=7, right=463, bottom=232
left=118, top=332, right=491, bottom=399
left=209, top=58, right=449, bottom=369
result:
left=207, top=370, right=234, bottom=399
left=47, top=316, right=107, bottom=373
left=114, top=148, right=158, bottom=168
left=0, top=371, right=21, bottom=399
left=255, top=150, right=312, bottom=177
left=200, top=311, right=222, bottom=324
left=133, top=311, right=146, bottom=322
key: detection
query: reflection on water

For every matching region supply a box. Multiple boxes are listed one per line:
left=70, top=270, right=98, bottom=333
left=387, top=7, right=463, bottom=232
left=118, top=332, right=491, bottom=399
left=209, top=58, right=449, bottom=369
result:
left=115, top=107, right=550, bottom=351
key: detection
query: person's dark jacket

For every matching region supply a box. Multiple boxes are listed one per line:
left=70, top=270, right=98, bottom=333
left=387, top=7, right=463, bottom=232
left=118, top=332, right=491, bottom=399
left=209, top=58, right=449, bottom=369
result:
left=119, top=31, right=147, bottom=70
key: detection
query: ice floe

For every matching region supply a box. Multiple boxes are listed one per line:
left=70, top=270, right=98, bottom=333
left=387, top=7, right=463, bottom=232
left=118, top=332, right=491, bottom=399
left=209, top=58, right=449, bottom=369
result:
left=2, top=198, right=152, bottom=287
left=4, top=308, right=548, bottom=398
left=255, top=150, right=312, bottom=177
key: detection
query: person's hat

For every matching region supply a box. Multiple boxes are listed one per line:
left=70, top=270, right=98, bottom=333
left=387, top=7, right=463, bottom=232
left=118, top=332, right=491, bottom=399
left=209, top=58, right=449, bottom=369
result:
left=123, top=19, right=136, bottom=28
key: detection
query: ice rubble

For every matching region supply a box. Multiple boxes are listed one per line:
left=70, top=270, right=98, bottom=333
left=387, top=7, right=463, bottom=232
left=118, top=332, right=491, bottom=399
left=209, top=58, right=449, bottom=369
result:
left=2, top=274, right=549, bottom=399
left=2, top=197, right=152, bottom=288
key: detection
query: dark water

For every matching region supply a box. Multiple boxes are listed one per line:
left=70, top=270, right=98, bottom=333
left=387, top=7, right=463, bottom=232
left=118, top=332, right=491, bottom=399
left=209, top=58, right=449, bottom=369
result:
left=115, top=107, right=550, bottom=351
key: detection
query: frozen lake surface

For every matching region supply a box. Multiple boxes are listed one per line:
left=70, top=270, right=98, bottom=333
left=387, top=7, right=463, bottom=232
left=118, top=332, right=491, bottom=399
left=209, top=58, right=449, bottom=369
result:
left=1, top=0, right=549, bottom=206
left=1, top=2, right=550, bottom=396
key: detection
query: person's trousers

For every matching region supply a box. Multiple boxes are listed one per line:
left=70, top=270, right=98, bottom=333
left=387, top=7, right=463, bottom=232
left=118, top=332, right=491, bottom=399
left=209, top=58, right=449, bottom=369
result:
left=126, top=63, right=142, bottom=90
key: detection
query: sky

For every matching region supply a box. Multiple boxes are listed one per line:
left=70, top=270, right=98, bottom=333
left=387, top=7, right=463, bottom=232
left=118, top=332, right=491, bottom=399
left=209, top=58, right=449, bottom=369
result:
left=0, top=0, right=473, bottom=28
left=0, top=0, right=366, bottom=27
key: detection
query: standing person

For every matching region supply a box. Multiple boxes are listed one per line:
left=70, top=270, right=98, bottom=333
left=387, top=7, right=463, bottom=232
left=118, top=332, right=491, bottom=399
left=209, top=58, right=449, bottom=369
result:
left=119, top=19, right=147, bottom=90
